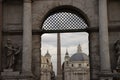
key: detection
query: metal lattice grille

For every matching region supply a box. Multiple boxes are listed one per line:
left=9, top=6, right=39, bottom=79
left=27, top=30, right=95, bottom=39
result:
left=42, top=12, right=88, bottom=33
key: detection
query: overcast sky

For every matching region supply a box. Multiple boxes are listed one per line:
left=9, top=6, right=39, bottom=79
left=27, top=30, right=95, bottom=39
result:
left=41, top=32, right=89, bottom=74
left=41, top=11, right=89, bottom=74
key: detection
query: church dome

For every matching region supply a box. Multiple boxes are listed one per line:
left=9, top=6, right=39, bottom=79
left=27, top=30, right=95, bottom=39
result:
left=45, top=50, right=51, bottom=57
left=70, top=53, right=88, bottom=61
left=70, top=44, right=89, bottom=61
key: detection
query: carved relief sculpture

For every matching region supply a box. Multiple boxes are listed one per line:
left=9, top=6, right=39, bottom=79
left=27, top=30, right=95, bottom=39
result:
left=5, top=39, right=20, bottom=69
left=114, top=40, right=120, bottom=69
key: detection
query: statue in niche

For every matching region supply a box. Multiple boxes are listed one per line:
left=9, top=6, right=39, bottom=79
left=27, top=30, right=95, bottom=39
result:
left=5, top=39, right=20, bottom=69
left=114, top=40, right=120, bottom=69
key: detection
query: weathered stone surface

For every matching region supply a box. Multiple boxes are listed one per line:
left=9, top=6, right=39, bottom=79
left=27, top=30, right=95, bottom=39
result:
left=24, top=0, right=32, bottom=3
left=1, top=69, right=20, bottom=76
left=32, top=0, right=98, bottom=30
left=99, top=0, right=111, bottom=71
left=32, top=35, right=41, bottom=77
left=1, top=69, right=20, bottom=80
left=3, top=1, right=23, bottom=31
left=22, top=1, right=32, bottom=73
left=89, top=32, right=100, bottom=80
left=2, top=35, right=22, bottom=71
left=0, top=0, right=2, bottom=72
left=99, top=1, right=112, bottom=80
left=109, top=32, right=120, bottom=70
left=108, top=1, right=120, bottom=22
left=3, top=69, right=13, bottom=72
left=1, top=0, right=120, bottom=80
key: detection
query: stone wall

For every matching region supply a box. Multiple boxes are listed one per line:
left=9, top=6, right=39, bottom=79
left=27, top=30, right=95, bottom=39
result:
left=32, top=0, right=99, bottom=29
left=108, top=0, right=120, bottom=72
left=0, top=0, right=120, bottom=80
left=2, top=0, right=41, bottom=79
left=2, top=0, right=23, bottom=71
left=0, top=0, right=2, bottom=72
left=108, top=0, right=120, bottom=26
left=89, top=32, right=100, bottom=80
left=1, top=0, right=100, bottom=80
left=32, top=35, right=41, bottom=77
left=32, top=0, right=100, bottom=80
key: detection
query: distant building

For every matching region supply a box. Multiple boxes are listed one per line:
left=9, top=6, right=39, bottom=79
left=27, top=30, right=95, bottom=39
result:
left=41, top=50, right=55, bottom=80
left=62, top=44, right=90, bottom=80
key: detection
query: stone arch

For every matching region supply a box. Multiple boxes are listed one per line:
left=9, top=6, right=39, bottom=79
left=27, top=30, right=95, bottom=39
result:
left=40, top=5, right=91, bottom=80
left=40, top=5, right=90, bottom=33
left=41, top=5, right=90, bottom=26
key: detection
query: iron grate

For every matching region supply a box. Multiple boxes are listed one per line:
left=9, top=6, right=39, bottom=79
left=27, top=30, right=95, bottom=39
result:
left=42, top=12, right=88, bottom=33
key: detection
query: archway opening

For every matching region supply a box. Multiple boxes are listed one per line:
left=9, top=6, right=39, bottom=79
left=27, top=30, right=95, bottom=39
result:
left=41, top=6, right=90, bottom=80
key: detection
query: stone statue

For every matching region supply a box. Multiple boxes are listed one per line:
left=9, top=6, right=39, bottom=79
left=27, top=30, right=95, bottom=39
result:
left=5, top=39, right=20, bottom=69
left=114, top=40, right=120, bottom=69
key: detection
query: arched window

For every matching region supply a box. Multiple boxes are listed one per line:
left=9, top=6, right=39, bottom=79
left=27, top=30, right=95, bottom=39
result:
left=42, top=11, right=88, bottom=33
left=72, top=64, right=74, bottom=67
left=79, top=64, right=81, bottom=67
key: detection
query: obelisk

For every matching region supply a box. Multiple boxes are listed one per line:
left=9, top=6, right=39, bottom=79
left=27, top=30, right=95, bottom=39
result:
left=57, top=33, right=62, bottom=80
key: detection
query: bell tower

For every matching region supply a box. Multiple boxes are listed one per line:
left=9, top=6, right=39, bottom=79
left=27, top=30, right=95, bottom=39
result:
left=64, top=49, right=70, bottom=62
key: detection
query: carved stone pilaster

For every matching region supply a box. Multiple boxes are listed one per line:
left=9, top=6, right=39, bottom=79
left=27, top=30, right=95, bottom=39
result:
left=22, top=0, right=33, bottom=77
left=99, top=0, right=112, bottom=80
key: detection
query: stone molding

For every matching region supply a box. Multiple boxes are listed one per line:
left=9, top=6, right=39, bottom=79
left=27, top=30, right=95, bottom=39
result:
left=24, top=0, right=32, bottom=3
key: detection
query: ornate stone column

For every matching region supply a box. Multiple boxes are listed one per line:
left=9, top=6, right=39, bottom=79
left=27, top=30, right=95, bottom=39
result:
left=22, top=0, right=32, bottom=75
left=99, top=0, right=112, bottom=80
left=0, top=0, right=2, bottom=72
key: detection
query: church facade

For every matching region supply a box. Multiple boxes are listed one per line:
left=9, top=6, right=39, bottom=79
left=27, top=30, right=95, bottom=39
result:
left=63, top=44, right=90, bottom=80
left=41, top=51, right=55, bottom=80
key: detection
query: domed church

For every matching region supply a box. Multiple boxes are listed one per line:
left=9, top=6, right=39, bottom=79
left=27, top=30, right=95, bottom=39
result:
left=62, top=44, right=90, bottom=80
